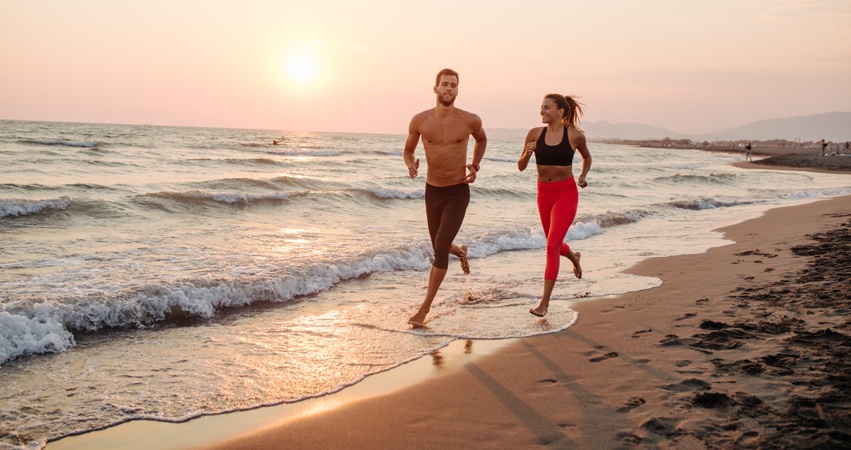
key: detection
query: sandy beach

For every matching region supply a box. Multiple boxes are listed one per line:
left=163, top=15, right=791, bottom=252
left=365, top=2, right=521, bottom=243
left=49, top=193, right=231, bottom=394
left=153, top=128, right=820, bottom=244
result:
left=46, top=161, right=850, bottom=450
left=193, top=195, right=849, bottom=449
left=191, top=173, right=848, bottom=447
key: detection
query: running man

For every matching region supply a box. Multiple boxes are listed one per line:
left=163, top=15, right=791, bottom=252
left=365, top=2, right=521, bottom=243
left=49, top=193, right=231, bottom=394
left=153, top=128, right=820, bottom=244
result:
left=403, top=68, right=487, bottom=327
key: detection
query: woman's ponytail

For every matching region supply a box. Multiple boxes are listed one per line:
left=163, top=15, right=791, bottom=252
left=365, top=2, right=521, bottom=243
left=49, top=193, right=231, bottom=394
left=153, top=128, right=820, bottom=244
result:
left=562, top=95, right=585, bottom=129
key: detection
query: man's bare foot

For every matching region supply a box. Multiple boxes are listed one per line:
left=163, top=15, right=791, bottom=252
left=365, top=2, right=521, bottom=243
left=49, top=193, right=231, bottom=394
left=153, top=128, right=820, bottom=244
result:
left=457, top=245, right=470, bottom=275
left=408, top=306, right=430, bottom=327
left=529, top=306, right=548, bottom=317
left=407, top=315, right=427, bottom=328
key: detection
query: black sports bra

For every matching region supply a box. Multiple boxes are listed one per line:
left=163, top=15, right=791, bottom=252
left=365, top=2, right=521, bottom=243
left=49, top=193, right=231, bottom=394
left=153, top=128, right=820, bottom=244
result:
left=534, top=127, right=574, bottom=166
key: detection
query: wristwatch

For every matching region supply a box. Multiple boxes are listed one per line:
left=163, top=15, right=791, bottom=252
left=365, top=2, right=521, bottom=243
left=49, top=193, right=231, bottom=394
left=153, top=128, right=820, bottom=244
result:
left=471, top=163, right=480, bottom=172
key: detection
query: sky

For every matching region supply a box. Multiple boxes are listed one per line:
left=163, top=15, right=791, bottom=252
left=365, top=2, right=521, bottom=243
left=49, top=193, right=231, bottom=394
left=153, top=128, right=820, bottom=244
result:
left=1, top=0, right=850, bottom=135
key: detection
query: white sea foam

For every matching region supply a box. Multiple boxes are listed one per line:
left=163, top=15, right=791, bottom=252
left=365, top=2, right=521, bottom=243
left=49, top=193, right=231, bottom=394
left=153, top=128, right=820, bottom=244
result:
left=145, top=190, right=292, bottom=204
left=369, top=188, right=424, bottom=199
left=0, top=244, right=435, bottom=365
left=354, top=302, right=578, bottom=340
left=668, top=197, right=752, bottom=210
left=0, top=196, right=71, bottom=218
left=0, top=308, right=75, bottom=364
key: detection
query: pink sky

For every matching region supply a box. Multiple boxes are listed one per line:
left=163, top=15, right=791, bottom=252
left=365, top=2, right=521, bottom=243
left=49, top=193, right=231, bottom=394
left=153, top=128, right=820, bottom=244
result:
left=2, top=1, right=849, bottom=134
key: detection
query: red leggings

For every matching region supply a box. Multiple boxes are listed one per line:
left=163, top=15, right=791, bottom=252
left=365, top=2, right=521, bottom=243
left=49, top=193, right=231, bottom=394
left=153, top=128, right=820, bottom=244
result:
left=537, top=178, right=579, bottom=280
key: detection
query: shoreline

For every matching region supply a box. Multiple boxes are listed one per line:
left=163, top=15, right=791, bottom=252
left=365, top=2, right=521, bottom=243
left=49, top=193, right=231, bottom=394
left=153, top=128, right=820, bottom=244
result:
left=195, top=194, right=849, bottom=450
left=45, top=164, right=850, bottom=449
left=46, top=338, right=515, bottom=450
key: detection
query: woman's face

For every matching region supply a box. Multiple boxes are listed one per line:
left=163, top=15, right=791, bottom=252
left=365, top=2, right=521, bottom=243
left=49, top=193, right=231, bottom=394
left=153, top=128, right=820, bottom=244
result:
left=540, top=98, right=564, bottom=124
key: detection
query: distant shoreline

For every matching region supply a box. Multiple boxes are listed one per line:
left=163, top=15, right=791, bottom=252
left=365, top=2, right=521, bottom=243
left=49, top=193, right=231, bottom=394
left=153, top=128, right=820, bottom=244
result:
left=636, top=143, right=851, bottom=174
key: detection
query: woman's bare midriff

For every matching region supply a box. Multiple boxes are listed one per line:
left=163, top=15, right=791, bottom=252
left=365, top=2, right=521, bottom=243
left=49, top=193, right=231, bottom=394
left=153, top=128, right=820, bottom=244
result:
left=536, top=165, right=573, bottom=183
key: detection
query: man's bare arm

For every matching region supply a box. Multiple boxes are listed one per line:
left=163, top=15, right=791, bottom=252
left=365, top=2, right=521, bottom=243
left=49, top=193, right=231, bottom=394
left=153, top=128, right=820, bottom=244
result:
left=470, top=120, right=487, bottom=167
left=462, top=114, right=486, bottom=184
left=403, top=116, right=421, bottom=178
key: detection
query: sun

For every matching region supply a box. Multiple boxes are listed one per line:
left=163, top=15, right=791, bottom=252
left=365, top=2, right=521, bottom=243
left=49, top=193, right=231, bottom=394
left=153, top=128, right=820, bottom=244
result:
left=284, top=50, right=320, bottom=84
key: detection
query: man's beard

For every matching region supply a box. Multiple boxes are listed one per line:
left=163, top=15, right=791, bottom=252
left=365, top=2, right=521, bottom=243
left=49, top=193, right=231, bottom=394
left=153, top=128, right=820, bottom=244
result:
left=438, top=93, right=456, bottom=106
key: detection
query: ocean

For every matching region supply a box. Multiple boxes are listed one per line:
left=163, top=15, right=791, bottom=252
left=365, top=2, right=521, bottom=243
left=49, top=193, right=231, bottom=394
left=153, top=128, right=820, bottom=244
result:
left=2, top=120, right=850, bottom=449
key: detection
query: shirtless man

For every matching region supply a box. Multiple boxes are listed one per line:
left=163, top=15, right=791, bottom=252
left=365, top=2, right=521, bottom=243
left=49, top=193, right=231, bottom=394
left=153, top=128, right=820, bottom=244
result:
left=403, top=68, right=487, bottom=327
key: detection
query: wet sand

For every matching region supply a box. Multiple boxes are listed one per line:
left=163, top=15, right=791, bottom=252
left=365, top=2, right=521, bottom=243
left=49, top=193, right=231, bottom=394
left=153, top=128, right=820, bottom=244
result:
left=48, top=162, right=851, bottom=449
left=199, top=202, right=850, bottom=446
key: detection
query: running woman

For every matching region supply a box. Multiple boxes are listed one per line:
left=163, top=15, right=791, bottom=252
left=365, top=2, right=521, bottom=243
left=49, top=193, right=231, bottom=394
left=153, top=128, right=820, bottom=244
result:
left=518, top=94, right=592, bottom=317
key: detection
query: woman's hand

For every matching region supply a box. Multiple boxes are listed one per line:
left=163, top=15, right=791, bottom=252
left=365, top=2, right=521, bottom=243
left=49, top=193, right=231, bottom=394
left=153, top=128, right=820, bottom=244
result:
left=577, top=176, right=587, bottom=188
left=522, top=142, right=535, bottom=159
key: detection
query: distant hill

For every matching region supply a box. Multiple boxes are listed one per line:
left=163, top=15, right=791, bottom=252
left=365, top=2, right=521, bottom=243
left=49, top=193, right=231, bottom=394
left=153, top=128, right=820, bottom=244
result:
left=694, top=112, right=850, bottom=142
left=487, top=112, right=850, bottom=142
left=485, top=122, right=685, bottom=140
left=583, top=121, right=687, bottom=140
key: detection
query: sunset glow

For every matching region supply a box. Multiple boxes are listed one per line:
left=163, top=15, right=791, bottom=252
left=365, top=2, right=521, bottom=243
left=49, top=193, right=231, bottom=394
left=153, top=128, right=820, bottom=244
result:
left=284, top=50, right=320, bottom=85
left=1, top=1, right=849, bottom=133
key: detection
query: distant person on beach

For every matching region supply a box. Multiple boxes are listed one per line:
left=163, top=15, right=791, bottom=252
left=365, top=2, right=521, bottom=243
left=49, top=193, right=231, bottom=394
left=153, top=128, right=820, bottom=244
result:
left=518, top=94, right=592, bottom=317
left=745, top=143, right=752, bottom=161
left=403, top=68, right=487, bottom=327
left=821, top=139, right=828, bottom=155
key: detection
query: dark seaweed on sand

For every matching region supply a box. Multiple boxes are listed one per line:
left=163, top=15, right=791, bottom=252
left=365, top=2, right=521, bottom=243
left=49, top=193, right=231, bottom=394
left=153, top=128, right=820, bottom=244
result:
left=695, top=218, right=851, bottom=448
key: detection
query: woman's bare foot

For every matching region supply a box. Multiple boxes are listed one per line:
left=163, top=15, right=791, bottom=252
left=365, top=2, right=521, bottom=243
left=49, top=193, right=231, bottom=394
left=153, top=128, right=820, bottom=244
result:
left=567, top=251, right=582, bottom=279
left=529, top=305, right=548, bottom=317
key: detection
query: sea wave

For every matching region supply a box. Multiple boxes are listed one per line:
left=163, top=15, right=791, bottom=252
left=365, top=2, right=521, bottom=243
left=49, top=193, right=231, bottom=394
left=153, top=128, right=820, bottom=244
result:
left=17, top=139, right=101, bottom=148
left=0, top=197, right=71, bottom=218
left=186, top=157, right=282, bottom=165
left=142, top=184, right=423, bottom=207
left=0, top=224, right=575, bottom=364
left=484, top=156, right=523, bottom=163
left=0, top=244, right=435, bottom=365
left=465, top=209, right=640, bottom=259
left=473, top=185, right=533, bottom=198
left=260, top=148, right=343, bottom=157
left=143, top=190, right=296, bottom=205
left=666, top=197, right=753, bottom=210
left=0, top=204, right=659, bottom=366
left=360, top=188, right=424, bottom=200
left=0, top=308, right=76, bottom=366
left=179, top=175, right=341, bottom=192
left=653, top=172, right=737, bottom=185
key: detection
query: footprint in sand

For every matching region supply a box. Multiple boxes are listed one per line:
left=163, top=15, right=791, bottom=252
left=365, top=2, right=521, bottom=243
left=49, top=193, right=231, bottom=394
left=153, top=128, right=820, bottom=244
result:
left=536, top=378, right=558, bottom=385
left=616, top=396, right=647, bottom=413
left=641, top=417, right=681, bottom=436
left=662, top=378, right=711, bottom=392
left=692, top=392, right=732, bottom=409
left=617, top=433, right=642, bottom=445
left=589, top=351, right=619, bottom=363
left=632, top=328, right=652, bottom=338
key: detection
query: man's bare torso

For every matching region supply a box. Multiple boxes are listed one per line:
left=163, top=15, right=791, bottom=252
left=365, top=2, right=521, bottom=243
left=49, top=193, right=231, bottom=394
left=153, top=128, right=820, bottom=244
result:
left=415, top=108, right=476, bottom=187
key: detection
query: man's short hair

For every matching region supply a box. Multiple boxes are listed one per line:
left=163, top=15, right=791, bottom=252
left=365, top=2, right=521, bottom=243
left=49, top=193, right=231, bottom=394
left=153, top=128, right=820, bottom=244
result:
left=435, top=68, right=459, bottom=86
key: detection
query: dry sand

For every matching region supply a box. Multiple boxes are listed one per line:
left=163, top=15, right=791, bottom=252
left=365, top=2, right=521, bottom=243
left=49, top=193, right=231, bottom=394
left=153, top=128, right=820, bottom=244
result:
left=199, top=200, right=851, bottom=447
